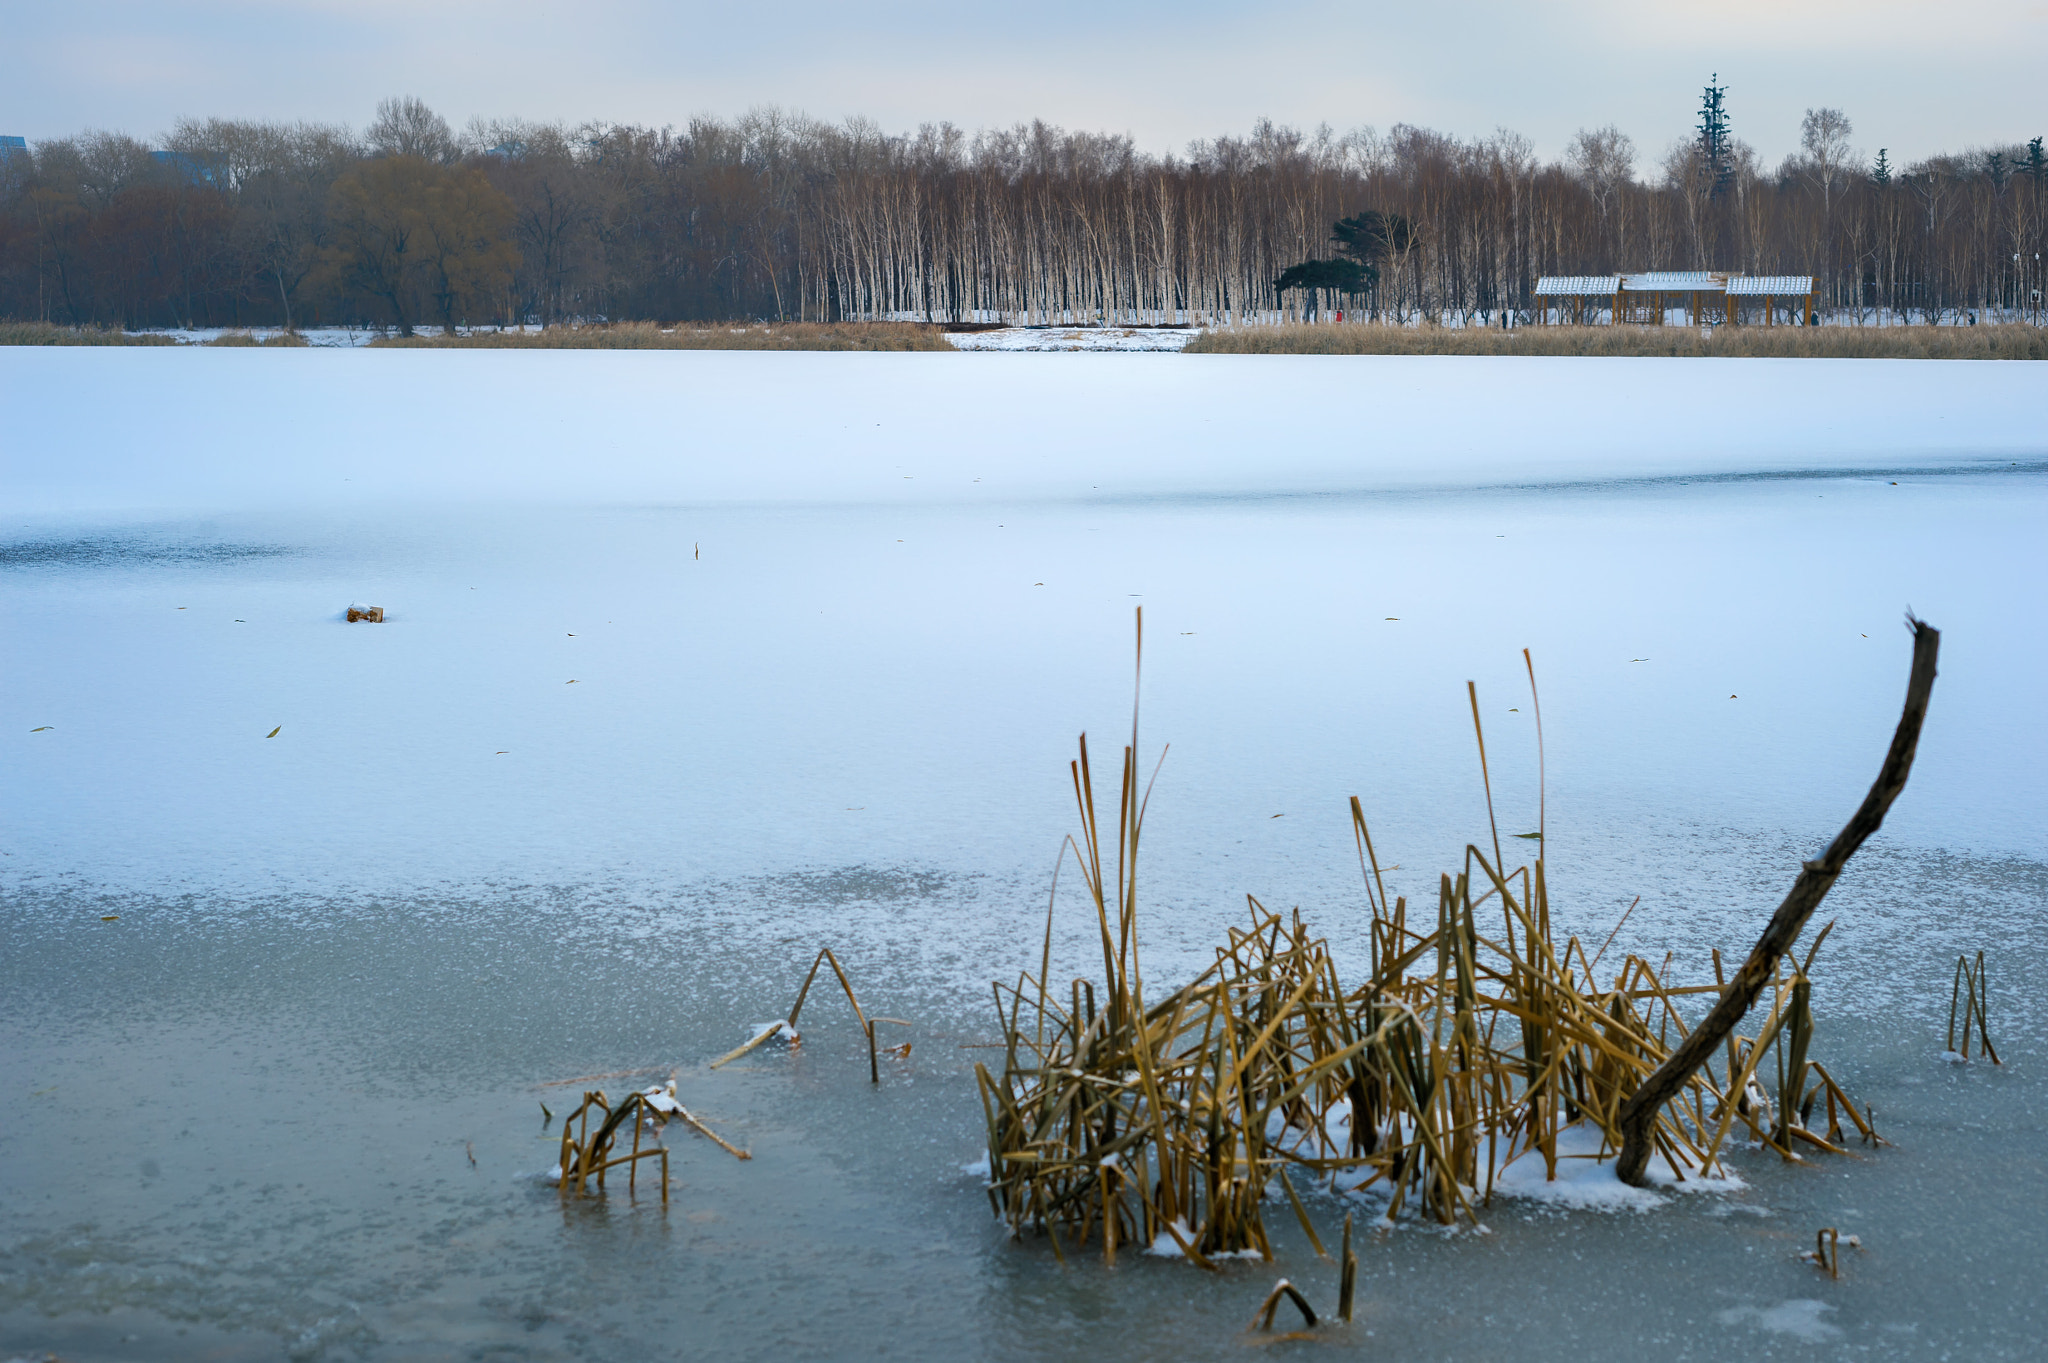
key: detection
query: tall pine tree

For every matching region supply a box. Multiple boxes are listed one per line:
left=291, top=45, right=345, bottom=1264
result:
left=1698, top=74, right=1733, bottom=198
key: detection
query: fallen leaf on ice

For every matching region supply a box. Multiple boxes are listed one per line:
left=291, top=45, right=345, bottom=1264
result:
left=100, top=915, right=119, bottom=921
left=266, top=726, right=281, bottom=738
left=30, top=726, right=53, bottom=732
left=1514, top=832, right=1543, bottom=840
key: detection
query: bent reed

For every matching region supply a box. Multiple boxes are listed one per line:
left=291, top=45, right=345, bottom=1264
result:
left=1185, top=321, right=2048, bottom=359
left=369, top=320, right=953, bottom=351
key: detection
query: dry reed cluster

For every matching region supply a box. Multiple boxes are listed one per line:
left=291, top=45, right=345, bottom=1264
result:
left=978, top=627, right=1881, bottom=1267
left=368, top=320, right=953, bottom=351
left=0, top=321, right=179, bottom=346
left=204, top=330, right=310, bottom=347
left=1184, top=322, right=2048, bottom=360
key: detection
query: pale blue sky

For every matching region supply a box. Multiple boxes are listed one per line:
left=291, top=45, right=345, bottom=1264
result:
left=3, top=1, right=2042, bottom=167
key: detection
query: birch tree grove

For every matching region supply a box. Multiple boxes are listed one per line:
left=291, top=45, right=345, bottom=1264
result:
left=2, top=105, right=2042, bottom=329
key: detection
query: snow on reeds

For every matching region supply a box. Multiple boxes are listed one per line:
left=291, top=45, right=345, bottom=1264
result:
left=370, top=320, right=954, bottom=351
left=1185, top=322, right=2048, bottom=360
left=978, top=614, right=1880, bottom=1267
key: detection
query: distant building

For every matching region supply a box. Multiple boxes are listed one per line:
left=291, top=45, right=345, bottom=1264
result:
left=0, top=135, right=28, bottom=163
left=150, top=149, right=214, bottom=185
left=1533, top=272, right=1819, bottom=326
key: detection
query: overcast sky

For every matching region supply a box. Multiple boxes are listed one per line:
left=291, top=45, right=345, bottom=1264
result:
left=4, top=1, right=2042, bottom=169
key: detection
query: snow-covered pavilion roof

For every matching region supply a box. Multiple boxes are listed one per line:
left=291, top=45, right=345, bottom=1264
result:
left=1621, top=271, right=1725, bottom=291
left=1725, top=275, right=1817, bottom=295
left=1533, top=276, right=1620, bottom=295
left=1534, top=271, right=1818, bottom=301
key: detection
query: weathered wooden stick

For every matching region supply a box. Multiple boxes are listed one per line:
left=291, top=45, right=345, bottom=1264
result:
left=1614, top=617, right=1938, bottom=1187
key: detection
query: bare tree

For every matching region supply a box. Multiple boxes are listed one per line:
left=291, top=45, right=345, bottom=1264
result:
left=1800, top=108, right=1857, bottom=217
left=368, top=97, right=456, bottom=164
left=1567, top=125, right=1635, bottom=261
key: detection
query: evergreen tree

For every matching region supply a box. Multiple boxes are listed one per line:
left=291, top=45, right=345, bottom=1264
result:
left=1697, top=74, right=1733, bottom=197
left=1871, top=148, right=1892, bottom=186
left=2028, top=137, right=2045, bottom=187
left=1272, top=258, right=1371, bottom=317
left=1331, top=210, right=1416, bottom=266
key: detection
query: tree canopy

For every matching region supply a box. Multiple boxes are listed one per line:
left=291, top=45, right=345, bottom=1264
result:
left=319, top=156, right=518, bottom=335
left=1331, top=210, right=1416, bottom=265
left=1273, top=258, right=1372, bottom=296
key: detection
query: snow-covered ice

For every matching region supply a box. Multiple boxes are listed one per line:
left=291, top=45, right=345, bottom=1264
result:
left=7, top=349, right=2041, bottom=516
left=1488, top=1121, right=1744, bottom=1211
left=3, top=347, right=2045, bottom=1362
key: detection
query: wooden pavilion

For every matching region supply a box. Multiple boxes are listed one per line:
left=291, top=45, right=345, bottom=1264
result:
left=1533, top=272, right=1817, bottom=326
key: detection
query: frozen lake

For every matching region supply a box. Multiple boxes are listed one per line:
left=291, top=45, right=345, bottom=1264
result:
left=4, top=350, right=2046, bottom=1360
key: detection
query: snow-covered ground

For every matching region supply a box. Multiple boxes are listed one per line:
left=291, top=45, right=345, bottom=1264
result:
left=944, top=325, right=1198, bottom=351
left=134, top=325, right=379, bottom=346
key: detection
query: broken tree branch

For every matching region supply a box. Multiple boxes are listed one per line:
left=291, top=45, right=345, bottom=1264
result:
left=1614, top=615, right=1939, bottom=1187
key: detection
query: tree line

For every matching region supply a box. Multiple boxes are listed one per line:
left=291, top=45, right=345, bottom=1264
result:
left=1, top=94, right=2041, bottom=331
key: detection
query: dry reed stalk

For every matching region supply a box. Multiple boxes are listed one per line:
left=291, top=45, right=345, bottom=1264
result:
left=1249, top=1279, right=1318, bottom=1331
left=1947, top=951, right=2000, bottom=1062
left=1813, top=1226, right=1840, bottom=1279
left=1336, top=1213, right=1357, bottom=1322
